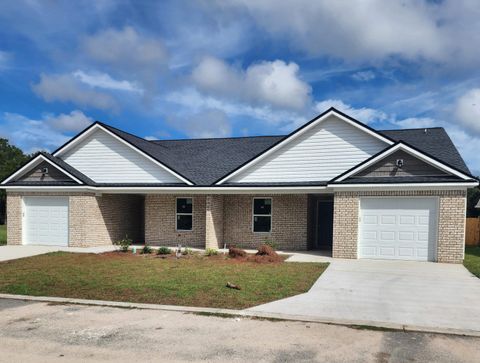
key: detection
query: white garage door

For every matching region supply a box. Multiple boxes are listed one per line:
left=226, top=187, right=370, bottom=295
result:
left=359, top=198, right=437, bottom=261
left=23, top=197, right=69, bottom=246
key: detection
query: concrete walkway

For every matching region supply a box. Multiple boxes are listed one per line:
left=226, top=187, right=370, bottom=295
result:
left=249, top=259, right=480, bottom=333
left=0, top=245, right=116, bottom=262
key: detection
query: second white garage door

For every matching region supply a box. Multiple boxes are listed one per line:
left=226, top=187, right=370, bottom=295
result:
left=358, top=198, right=438, bottom=261
left=23, top=197, right=69, bottom=246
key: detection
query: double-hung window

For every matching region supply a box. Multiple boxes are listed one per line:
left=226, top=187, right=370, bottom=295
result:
left=253, top=198, right=272, bottom=233
left=176, top=197, right=193, bottom=231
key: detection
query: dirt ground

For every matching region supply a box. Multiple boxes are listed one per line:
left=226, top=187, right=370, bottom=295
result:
left=0, top=299, right=479, bottom=363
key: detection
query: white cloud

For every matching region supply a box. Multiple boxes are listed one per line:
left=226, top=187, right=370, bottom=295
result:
left=32, top=73, right=118, bottom=111
left=169, top=109, right=232, bottom=138
left=82, top=26, right=167, bottom=90
left=44, top=110, right=93, bottom=132
left=352, top=71, right=375, bottom=82
left=314, top=99, right=389, bottom=124
left=192, top=57, right=311, bottom=110
left=73, top=70, right=143, bottom=93
left=455, top=88, right=480, bottom=133
left=0, top=50, right=11, bottom=70
left=228, top=0, right=480, bottom=66
left=1, top=113, right=70, bottom=153
left=392, top=117, right=437, bottom=129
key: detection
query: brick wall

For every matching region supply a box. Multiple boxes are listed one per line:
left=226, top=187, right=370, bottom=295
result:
left=223, top=194, right=308, bottom=250
left=205, top=195, right=224, bottom=249
left=6, top=192, right=143, bottom=247
left=144, top=194, right=206, bottom=248
left=332, top=190, right=467, bottom=263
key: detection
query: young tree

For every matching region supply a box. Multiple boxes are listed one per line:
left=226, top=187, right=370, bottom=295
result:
left=0, top=139, right=29, bottom=224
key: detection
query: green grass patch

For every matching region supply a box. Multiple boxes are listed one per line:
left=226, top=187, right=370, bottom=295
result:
left=464, top=247, right=480, bottom=278
left=0, top=225, right=6, bottom=246
left=0, top=252, right=328, bottom=309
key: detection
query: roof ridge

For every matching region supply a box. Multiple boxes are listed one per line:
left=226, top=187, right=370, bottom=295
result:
left=379, top=126, right=444, bottom=132
left=150, top=135, right=286, bottom=142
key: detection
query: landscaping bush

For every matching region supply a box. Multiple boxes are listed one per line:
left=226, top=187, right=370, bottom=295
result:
left=205, top=248, right=218, bottom=256
left=263, top=238, right=278, bottom=250
left=182, top=247, right=193, bottom=256
left=256, top=244, right=277, bottom=257
left=157, top=246, right=172, bottom=255
left=229, top=246, right=247, bottom=258
left=141, top=245, right=152, bottom=254
left=114, top=235, right=132, bottom=252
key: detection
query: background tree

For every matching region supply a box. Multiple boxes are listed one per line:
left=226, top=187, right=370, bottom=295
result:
left=0, top=139, right=29, bottom=224
left=467, top=186, right=480, bottom=218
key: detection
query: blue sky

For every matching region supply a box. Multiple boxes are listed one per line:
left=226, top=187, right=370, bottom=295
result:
left=1, top=1, right=480, bottom=174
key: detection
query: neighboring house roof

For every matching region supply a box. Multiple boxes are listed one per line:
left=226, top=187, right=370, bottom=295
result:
left=1, top=108, right=476, bottom=188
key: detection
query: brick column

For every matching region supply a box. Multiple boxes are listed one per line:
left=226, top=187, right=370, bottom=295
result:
left=332, top=192, right=359, bottom=259
left=6, top=193, right=22, bottom=245
left=205, top=195, right=224, bottom=249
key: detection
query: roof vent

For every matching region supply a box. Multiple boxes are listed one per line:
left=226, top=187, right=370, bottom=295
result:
left=396, top=159, right=404, bottom=168
left=41, top=167, right=49, bottom=175
left=424, top=128, right=428, bottom=134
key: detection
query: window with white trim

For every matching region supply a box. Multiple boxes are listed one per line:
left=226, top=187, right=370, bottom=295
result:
left=253, top=198, right=272, bottom=232
left=176, top=197, right=193, bottom=231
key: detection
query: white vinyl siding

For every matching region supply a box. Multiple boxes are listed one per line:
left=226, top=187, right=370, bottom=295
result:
left=62, top=129, right=183, bottom=183
left=230, top=115, right=387, bottom=183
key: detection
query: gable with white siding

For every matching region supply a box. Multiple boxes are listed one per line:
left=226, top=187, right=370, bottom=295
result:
left=61, top=128, right=184, bottom=183
left=228, top=115, right=388, bottom=183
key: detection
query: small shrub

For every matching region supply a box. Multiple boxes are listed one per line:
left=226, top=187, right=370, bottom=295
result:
left=256, top=244, right=278, bottom=257
left=229, top=246, right=247, bottom=258
left=182, top=247, right=193, bottom=256
left=141, top=245, right=152, bottom=254
left=263, top=238, right=278, bottom=250
left=205, top=248, right=218, bottom=256
left=157, top=246, right=172, bottom=255
left=114, top=235, right=132, bottom=252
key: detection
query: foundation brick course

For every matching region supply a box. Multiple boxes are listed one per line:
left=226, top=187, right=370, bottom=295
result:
left=332, top=190, right=466, bottom=263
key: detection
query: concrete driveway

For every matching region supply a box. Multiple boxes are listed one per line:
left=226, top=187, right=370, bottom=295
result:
left=0, top=245, right=116, bottom=262
left=249, top=259, right=480, bottom=334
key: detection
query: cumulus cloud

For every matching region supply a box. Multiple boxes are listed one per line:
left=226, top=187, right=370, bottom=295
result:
left=82, top=26, right=168, bottom=91
left=169, top=109, right=232, bottom=138
left=228, top=0, right=480, bottom=66
left=73, top=70, right=143, bottom=93
left=0, top=112, right=87, bottom=153
left=192, top=57, right=311, bottom=110
left=44, top=110, right=93, bottom=132
left=455, top=88, right=480, bottom=133
left=392, top=117, right=437, bottom=129
left=314, top=99, right=389, bottom=124
left=31, top=73, right=118, bottom=111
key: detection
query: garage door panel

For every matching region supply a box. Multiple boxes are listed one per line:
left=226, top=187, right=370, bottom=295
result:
left=359, top=198, right=437, bottom=261
left=23, top=197, right=69, bottom=246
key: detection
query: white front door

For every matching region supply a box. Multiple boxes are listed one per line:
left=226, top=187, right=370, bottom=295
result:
left=358, top=198, right=437, bottom=261
left=23, top=197, right=69, bottom=246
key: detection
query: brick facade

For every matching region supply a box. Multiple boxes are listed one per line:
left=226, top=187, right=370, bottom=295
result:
left=205, top=195, right=224, bottom=249
left=332, top=190, right=467, bottom=263
left=144, top=194, right=206, bottom=248
left=6, top=192, right=143, bottom=247
left=223, top=194, right=308, bottom=250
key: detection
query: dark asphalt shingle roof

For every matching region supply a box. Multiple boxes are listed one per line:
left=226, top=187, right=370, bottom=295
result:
left=94, top=123, right=472, bottom=185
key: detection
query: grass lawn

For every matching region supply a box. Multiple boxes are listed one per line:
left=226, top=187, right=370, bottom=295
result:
left=0, top=252, right=328, bottom=309
left=0, top=225, right=6, bottom=246
left=464, top=247, right=480, bottom=278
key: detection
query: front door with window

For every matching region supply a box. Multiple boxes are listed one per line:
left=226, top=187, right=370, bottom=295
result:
left=309, top=196, right=334, bottom=250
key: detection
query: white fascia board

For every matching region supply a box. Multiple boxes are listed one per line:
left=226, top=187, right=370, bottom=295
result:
left=1, top=155, right=83, bottom=185
left=0, top=185, right=329, bottom=195
left=53, top=124, right=194, bottom=186
left=215, top=109, right=394, bottom=185
left=334, top=142, right=474, bottom=182
left=330, top=181, right=478, bottom=190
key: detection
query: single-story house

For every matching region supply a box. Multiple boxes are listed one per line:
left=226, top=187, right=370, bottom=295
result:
left=2, top=108, right=478, bottom=263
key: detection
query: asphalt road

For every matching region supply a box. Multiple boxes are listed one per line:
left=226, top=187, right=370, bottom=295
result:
left=0, top=299, right=478, bottom=363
